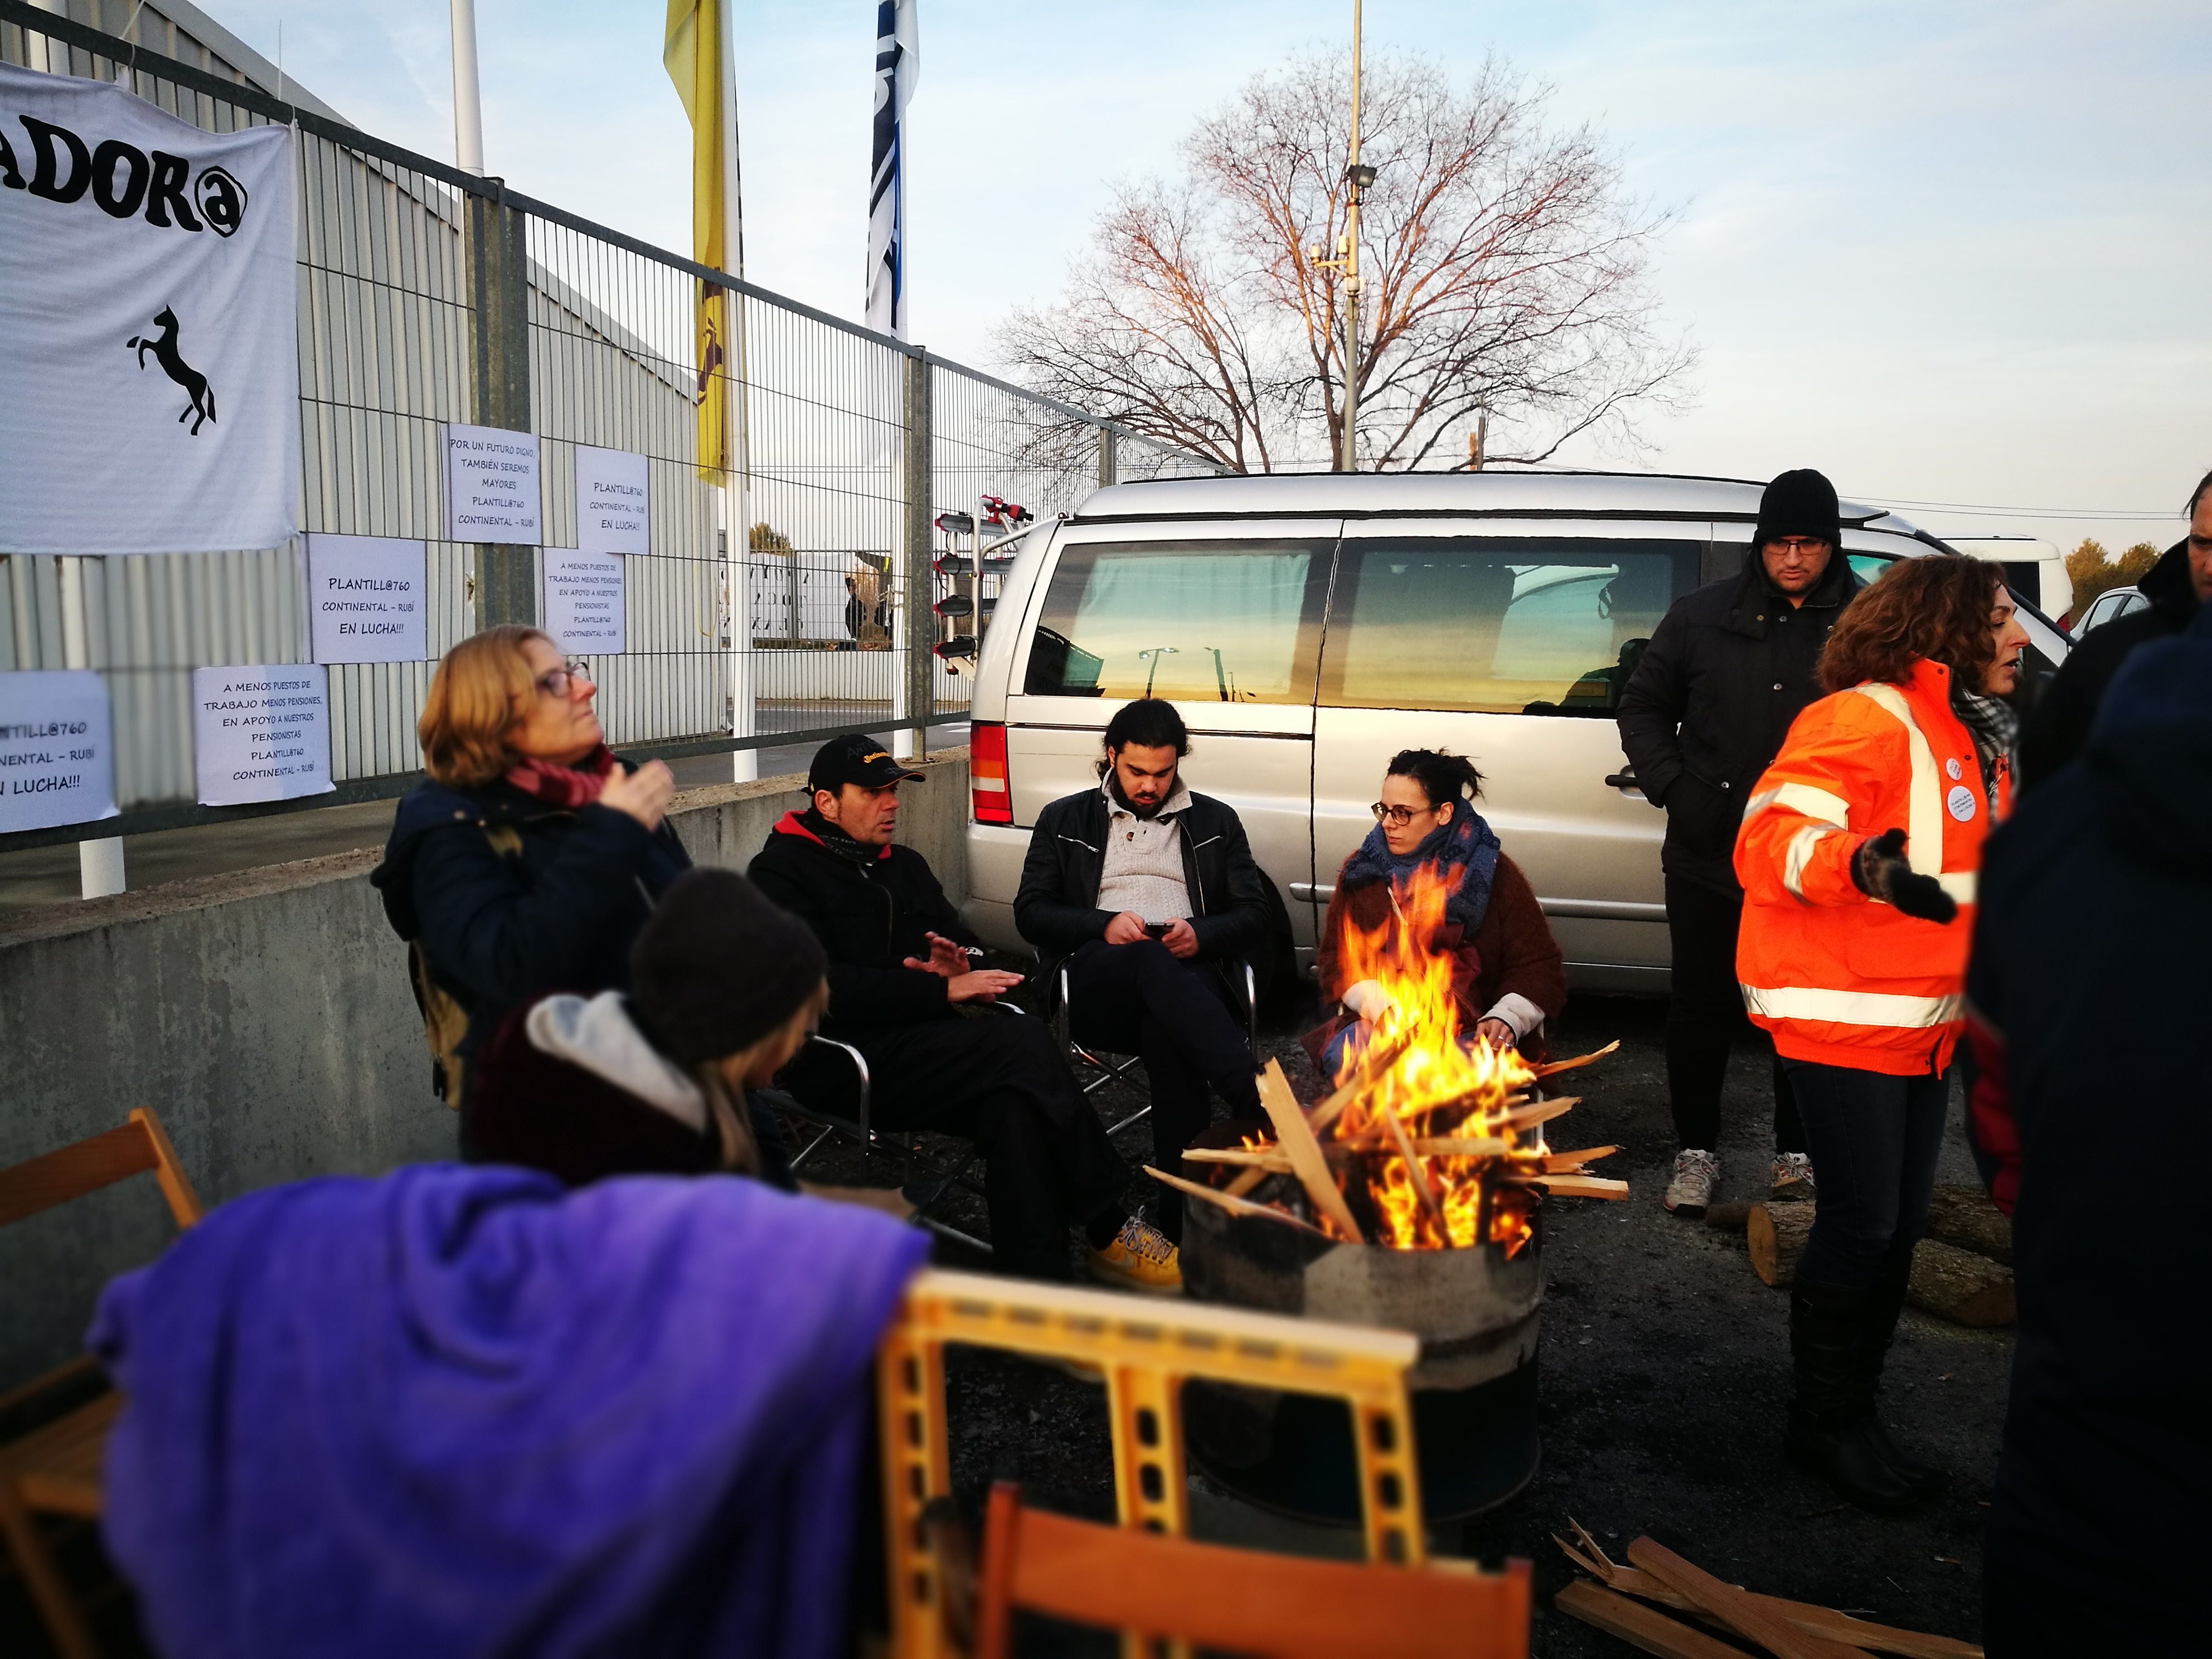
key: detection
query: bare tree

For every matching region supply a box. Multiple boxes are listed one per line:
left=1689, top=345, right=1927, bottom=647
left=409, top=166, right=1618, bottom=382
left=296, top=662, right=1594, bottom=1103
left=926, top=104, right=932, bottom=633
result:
left=997, top=50, right=1695, bottom=472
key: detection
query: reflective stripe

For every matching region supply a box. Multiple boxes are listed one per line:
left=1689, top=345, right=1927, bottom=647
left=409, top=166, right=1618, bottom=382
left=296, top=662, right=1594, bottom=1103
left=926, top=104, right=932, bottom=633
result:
left=1937, top=870, right=1976, bottom=904
left=1774, top=781, right=1851, bottom=826
left=1783, top=824, right=1836, bottom=900
left=1850, top=683, right=1943, bottom=875
left=1741, top=984, right=1962, bottom=1029
left=1742, top=786, right=1782, bottom=820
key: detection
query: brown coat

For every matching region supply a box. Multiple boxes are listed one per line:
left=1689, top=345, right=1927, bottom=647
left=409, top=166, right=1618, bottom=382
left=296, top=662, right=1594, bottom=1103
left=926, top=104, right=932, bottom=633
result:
left=1304, top=850, right=1568, bottom=1066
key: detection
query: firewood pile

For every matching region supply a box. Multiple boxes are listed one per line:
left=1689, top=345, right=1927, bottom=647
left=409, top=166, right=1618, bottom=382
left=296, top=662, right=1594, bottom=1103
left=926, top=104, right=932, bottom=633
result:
left=1146, top=1040, right=1627, bottom=1253
left=1554, top=1521, right=1982, bottom=1658
left=1705, top=1183, right=2016, bottom=1327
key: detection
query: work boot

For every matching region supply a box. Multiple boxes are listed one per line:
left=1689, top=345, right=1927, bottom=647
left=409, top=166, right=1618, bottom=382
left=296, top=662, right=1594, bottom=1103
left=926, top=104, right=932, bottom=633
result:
left=1770, top=1152, right=1816, bottom=1201
left=1786, top=1279, right=1927, bottom=1515
left=1857, top=1260, right=1943, bottom=1497
left=1663, top=1148, right=1720, bottom=1217
left=1088, top=1216, right=1182, bottom=1296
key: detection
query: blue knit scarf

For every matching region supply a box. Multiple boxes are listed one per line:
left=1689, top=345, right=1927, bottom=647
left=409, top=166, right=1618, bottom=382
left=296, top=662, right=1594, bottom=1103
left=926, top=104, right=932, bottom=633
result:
left=1340, top=804, right=1502, bottom=938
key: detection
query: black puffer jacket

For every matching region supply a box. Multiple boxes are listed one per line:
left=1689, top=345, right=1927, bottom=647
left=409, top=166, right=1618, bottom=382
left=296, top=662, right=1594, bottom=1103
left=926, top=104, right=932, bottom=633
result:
left=1013, top=786, right=1271, bottom=978
left=2019, top=538, right=2199, bottom=793
left=746, top=811, right=973, bottom=1038
left=1615, top=551, right=1861, bottom=891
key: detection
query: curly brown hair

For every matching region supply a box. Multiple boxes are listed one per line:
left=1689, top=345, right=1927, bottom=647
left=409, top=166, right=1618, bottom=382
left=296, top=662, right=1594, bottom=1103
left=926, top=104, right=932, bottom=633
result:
left=1818, top=555, right=2006, bottom=693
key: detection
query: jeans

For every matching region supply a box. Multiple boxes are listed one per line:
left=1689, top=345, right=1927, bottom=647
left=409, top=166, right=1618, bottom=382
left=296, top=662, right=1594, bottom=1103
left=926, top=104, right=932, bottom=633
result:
left=1065, top=938, right=1260, bottom=1241
left=1783, top=1056, right=1948, bottom=1291
left=1665, top=874, right=1806, bottom=1155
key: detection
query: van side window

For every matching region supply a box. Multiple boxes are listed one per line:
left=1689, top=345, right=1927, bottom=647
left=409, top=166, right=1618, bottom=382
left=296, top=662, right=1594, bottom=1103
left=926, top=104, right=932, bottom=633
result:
left=1022, top=541, right=1327, bottom=702
left=1320, top=539, right=1696, bottom=716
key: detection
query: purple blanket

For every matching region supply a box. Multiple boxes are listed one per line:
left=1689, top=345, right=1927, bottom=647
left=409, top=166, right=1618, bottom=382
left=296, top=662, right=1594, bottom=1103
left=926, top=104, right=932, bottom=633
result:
left=86, top=1164, right=929, bottom=1659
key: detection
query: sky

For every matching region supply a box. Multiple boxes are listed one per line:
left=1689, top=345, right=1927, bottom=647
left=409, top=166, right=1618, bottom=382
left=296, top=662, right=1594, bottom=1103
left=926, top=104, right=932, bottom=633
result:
left=210, top=0, right=2210, bottom=565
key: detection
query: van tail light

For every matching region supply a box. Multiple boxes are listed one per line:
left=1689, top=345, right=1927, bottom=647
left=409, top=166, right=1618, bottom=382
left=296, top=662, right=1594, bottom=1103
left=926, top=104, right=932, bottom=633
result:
left=970, top=720, right=1013, bottom=825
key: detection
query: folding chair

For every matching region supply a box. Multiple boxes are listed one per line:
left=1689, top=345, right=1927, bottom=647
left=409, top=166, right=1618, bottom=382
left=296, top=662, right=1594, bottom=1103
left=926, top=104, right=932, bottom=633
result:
left=1049, top=954, right=1259, bottom=1137
left=0, top=1107, right=203, bottom=1659
left=976, top=1481, right=1530, bottom=1659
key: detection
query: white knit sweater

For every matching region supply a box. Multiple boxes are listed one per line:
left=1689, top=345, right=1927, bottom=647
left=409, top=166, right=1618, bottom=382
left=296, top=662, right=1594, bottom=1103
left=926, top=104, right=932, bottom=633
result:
left=1095, top=777, right=1194, bottom=923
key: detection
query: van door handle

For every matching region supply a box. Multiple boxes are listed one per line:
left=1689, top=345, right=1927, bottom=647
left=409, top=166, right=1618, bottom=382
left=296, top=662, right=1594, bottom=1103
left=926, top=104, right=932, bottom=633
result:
left=1603, top=768, right=1639, bottom=790
left=1289, top=882, right=1333, bottom=903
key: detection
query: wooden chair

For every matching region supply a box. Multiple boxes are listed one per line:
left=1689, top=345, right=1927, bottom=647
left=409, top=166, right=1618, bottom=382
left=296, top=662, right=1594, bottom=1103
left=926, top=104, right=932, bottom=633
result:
left=975, top=1481, right=1530, bottom=1659
left=0, top=1108, right=203, bottom=1659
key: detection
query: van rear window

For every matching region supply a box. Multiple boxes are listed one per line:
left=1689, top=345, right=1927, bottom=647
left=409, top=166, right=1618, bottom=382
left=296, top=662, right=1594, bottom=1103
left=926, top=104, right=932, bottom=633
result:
left=1321, top=537, right=1697, bottom=715
left=1022, top=540, right=1327, bottom=702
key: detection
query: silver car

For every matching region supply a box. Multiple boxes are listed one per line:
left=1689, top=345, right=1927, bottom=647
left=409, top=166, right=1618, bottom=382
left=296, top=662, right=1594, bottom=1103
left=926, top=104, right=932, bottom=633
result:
left=959, top=472, right=2070, bottom=992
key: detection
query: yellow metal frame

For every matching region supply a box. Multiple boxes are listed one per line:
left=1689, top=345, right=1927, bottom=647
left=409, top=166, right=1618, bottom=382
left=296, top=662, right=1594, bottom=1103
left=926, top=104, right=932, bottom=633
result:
left=879, top=1268, right=1427, bottom=1658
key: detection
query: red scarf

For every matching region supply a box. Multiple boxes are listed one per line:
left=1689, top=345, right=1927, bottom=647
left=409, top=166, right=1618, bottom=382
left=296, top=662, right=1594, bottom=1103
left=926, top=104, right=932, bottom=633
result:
left=504, top=745, right=617, bottom=811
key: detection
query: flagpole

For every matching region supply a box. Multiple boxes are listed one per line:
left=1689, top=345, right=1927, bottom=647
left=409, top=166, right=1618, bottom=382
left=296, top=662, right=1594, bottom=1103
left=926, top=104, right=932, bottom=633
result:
left=449, top=0, right=486, bottom=176
left=720, top=0, right=756, bottom=782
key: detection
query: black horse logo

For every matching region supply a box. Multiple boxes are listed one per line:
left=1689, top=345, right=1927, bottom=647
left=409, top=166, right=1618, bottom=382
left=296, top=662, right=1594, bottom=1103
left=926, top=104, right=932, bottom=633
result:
left=126, top=307, right=216, bottom=435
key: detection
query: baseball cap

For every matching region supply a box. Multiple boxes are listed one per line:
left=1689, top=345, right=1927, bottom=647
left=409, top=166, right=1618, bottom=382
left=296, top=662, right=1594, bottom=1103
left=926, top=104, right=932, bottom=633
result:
left=806, top=733, right=927, bottom=794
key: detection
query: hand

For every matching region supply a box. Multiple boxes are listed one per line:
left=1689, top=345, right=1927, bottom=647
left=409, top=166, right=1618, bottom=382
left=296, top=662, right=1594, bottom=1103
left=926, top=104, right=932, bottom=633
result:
left=1102, top=911, right=1150, bottom=945
left=947, top=968, right=1025, bottom=1005
left=1160, top=917, right=1200, bottom=959
left=902, top=930, right=972, bottom=978
left=1341, top=979, right=1394, bottom=1022
left=1849, top=827, right=1958, bottom=924
left=1475, top=1017, right=1518, bottom=1051
left=596, top=760, right=675, bottom=831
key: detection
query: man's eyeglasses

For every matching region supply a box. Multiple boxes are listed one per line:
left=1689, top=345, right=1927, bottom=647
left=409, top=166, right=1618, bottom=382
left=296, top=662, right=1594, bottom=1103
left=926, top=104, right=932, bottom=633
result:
left=1370, top=802, right=1433, bottom=827
left=535, top=659, right=592, bottom=697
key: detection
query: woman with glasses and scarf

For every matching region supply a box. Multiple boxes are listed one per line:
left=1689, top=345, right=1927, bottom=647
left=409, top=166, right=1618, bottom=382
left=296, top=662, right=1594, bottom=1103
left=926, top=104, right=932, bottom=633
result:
left=373, top=626, right=690, bottom=1132
left=1304, top=749, right=1568, bottom=1078
left=1735, top=555, right=2027, bottom=1515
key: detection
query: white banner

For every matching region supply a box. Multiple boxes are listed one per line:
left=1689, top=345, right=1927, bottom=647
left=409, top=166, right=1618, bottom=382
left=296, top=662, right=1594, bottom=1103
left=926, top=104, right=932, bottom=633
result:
left=543, top=549, right=625, bottom=654
left=0, top=670, right=118, bottom=833
left=444, top=423, right=540, bottom=544
left=0, top=62, right=298, bottom=555
left=306, top=534, right=427, bottom=664
left=192, top=664, right=332, bottom=806
left=574, top=445, right=649, bottom=556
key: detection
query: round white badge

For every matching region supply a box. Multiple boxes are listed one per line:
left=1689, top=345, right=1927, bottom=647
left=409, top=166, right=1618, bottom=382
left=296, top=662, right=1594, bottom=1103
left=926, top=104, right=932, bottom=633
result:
left=1946, top=783, right=1978, bottom=822
left=1945, top=758, right=1962, bottom=781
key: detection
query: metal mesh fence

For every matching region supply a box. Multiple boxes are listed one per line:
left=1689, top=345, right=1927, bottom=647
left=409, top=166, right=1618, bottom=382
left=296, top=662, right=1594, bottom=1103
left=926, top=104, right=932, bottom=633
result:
left=0, top=2, right=1224, bottom=850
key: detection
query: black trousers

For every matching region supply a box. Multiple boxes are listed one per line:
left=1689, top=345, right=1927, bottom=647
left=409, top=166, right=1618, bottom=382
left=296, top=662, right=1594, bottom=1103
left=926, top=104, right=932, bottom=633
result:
left=1664, top=874, right=1806, bottom=1155
left=1782, top=1057, right=1947, bottom=1292
left=783, top=1012, right=1128, bottom=1280
left=1065, top=939, right=1260, bottom=1243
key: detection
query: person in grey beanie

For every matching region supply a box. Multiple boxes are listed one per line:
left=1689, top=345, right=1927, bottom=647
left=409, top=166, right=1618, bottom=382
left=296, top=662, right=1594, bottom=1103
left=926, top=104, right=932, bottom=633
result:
left=467, top=867, right=828, bottom=1189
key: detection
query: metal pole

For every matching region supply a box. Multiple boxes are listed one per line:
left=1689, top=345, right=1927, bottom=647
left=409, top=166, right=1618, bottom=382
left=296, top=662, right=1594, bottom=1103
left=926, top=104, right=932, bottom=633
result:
left=895, top=352, right=933, bottom=762
left=1097, top=424, right=1118, bottom=489
left=58, top=558, right=124, bottom=899
left=463, top=191, right=535, bottom=627
left=721, top=0, right=757, bottom=782
left=449, top=0, right=486, bottom=176
left=1340, top=0, right=1363, bottom=473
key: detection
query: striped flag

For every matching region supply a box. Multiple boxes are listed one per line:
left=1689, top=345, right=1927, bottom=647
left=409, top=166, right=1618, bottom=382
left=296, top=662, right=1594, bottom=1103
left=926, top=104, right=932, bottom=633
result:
left=663, top=0, right=736, bottom=479
left=866, top=0, right=920, bottom=338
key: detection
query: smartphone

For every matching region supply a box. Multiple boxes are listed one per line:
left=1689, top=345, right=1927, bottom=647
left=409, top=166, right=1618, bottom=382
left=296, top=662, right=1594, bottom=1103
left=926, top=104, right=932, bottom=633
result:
left=1142, top=921, right=1172, bottom=938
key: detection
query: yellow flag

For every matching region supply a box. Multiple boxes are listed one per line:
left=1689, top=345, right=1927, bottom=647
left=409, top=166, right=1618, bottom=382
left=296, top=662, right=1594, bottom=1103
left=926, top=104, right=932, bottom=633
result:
left=664, top=0, right=730, bottom=481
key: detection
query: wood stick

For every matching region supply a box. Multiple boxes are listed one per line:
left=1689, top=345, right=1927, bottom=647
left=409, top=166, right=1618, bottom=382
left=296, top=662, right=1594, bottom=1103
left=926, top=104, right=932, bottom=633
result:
left=1141, top=1166, right=1330, bottom=1239
left=1406, top=1136, right=1512, bottom=1160
left=1531, top=1039, right=1621, bottom=1078
left=1306, top=1032, right=1413, bottom=1135
left=1502, top=1173, right=1630, bottom=1200
left=1224, top=1167, right=1267, bottom=1199
left=1257, top=1059, right=1365, bottom=1243
left=1378, top=1106, right=1443, bottom=1221
left=1554, top=1582, right=1750, bottom=1659
left=1626, top=1536, right=1865, bottom=1659
left=1497, top=1095, right=1580, bottom=1133
left=1536, top=1144, right=1619, bottom=1171
left=1179, top=1146, right=1292, bottom=1172
left=1566, top=1566, right=1982, bottom=1659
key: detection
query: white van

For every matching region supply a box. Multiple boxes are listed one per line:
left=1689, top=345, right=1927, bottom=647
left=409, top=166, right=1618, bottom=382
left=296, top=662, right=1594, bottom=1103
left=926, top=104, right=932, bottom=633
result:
left=1943, top=536, right=2069, bottom=623
left=958, top=472, right=2072, bottom=993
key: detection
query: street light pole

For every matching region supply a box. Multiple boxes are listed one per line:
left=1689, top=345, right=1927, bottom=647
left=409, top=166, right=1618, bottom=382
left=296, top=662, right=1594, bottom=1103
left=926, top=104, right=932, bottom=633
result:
left=1340, top=0, right=1364, bottom=473
left=449, top=0, right=486, bottom=176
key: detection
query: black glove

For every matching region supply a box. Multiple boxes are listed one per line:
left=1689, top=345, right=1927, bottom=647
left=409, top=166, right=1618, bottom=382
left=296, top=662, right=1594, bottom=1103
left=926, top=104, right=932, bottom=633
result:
left=1849, top=827, right=1958, bottom=924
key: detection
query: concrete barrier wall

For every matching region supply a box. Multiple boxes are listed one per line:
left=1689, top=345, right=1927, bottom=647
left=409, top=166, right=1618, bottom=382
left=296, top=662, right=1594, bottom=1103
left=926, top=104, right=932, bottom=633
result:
left=0, top=752, right=971, bottom=1385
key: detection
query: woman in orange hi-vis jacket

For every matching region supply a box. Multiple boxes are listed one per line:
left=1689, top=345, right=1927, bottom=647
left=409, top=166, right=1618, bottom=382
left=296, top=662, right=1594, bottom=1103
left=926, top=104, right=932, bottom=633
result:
left=1735, top=555, right=2029, bottom=1516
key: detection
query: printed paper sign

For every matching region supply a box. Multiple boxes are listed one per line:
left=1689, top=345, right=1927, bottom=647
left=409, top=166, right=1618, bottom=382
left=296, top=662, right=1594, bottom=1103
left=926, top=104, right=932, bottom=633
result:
left=444, top=423, right=540, bottom=544
left=0, top=670, right=118, bottom=833
left=574, top=446, right=649, bottom=556
left=543, top=549, right=625, bottom=654
left=192, top=664, right=332, bottom=806
left=306, top=534, right=427, bottom=663
left=0, top=61, right=299, bottom=554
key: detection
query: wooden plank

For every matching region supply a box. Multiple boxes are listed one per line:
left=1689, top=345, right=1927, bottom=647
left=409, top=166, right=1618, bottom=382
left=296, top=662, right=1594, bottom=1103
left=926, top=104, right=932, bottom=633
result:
left=1498, top=1096, right=1580, bottom=1134
left=1142, top=1167, right=1332, bottom=1240
left=1554, top=1582, right=1750, bottom=1659
left=1307, top=1032, right=1412, bottom=1135
left=1531, top=1039, right=1620, bottom=1078
left=1409, top=1136, right=1512, bottom=1159
left=1257, top=1060, right=1365, bottom=1243
left=1502, top=1174, right=1629, bottom=1200
left=1627, top=1536, right=1866, bottom=1659
left=1180, top=1147, right=1293, bottom=1172
left=1536, top=1145, right=1618, bottom=1171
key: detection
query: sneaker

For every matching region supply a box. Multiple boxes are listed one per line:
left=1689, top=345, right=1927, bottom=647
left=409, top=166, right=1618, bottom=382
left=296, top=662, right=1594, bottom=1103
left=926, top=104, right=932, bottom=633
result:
left=1088, top=1216, right=1183, bottom=1296
left=1772, top=1152, right=1816, bottom=1201
left=1664, top=1149, right=1720, bottom=1217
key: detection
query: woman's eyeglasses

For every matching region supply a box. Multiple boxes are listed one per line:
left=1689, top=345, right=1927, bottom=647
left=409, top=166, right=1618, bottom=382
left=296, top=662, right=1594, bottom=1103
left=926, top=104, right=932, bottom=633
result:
left=535, top=659, right=592, bottom=697
left=1370, top=802, right=1433, bottom=827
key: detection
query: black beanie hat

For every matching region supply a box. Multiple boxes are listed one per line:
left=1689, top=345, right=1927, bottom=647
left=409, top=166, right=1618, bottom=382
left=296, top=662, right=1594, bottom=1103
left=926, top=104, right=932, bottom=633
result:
left=1754, top=468, right=1843, bottom=550
left=628, top=869, right=827, bottom=1066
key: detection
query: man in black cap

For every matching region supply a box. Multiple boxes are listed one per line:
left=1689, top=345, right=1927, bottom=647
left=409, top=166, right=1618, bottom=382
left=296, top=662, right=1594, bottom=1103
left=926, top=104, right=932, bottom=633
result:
left=1618, top=468, right=1861, bottom=1218
left=750, top=735, right=1179, bottom=1292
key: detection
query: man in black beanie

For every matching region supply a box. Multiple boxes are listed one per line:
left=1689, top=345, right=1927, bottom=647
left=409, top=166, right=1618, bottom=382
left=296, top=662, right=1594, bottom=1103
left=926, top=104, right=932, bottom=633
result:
left=1618, top=468, right=1861, bottom=1217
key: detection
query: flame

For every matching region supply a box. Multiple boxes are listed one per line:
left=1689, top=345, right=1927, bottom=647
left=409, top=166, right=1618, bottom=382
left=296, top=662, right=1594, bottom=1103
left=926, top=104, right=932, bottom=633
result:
left=1323, top=863, right=1541, bottom=1254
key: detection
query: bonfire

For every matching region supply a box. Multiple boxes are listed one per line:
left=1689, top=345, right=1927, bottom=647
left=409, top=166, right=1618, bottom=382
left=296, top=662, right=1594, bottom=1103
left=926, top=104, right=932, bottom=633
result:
left=1149, top=865, right=1627, bottom=1254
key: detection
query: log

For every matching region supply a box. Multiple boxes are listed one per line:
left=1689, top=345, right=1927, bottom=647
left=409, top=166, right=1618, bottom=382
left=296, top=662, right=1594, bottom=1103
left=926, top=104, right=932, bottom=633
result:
left=1925, top=1182, right=2012, bottom=1265
left=1626, top=1536, right=1865, bottom=1659
left=1256, top=1060, right=1365, bottom=1243
left=1531, top=1039, right=1621, bottom=1078
left=1908, top=1237, right=2016, bottom=1327
left=1554, top=1582, right=1748, bottom=1659
left=1748, top=1201, right=1814, bottom=1288
left=1141, top=1166, right=1330, bottom=1238
left=1703, top=1200, right=1754, bottom=1233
